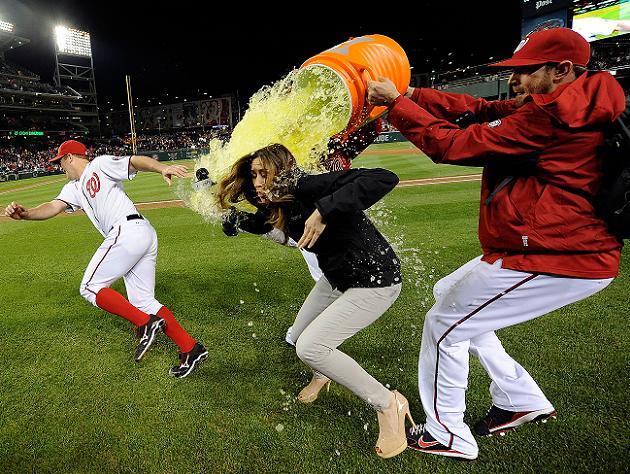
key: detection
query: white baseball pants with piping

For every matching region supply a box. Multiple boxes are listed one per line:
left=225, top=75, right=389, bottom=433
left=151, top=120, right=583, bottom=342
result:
left=79, top=218, right=163, bottom=315
left=419, top=256, right=613, bottom=457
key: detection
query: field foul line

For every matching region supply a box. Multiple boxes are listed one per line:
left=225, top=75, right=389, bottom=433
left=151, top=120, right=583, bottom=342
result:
left=0, top=177, right=67, bottom=196
left=136, top=199, right=183, bottom=207
left=0, top=174, right=482, bottom=219
left=397, top=175, right=481, bottom=187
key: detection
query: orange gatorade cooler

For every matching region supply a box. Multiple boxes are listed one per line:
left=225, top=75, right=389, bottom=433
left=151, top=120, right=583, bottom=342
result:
left=299, top=34, right=410, bottom=134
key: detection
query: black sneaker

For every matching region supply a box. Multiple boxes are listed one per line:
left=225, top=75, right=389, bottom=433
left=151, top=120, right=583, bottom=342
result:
left=134, top=314, right=165, bottom=362
left=169, top=343, right=208, bottom=379
left=474, top=405, right=557, bottom=437
left=406, top=424, right=477, bottom=460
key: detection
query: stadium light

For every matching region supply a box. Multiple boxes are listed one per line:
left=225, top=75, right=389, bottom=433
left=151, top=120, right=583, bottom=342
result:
left=54, top=25, right=92, bottom=57
left=0, top=20, right=14, bottom=32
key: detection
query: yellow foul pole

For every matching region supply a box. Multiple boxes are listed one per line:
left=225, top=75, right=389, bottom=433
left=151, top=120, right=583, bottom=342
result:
left=125, top=75, right=137, bottom=155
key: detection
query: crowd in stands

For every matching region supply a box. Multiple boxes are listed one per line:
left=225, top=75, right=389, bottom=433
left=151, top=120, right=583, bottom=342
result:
left=433, top=71, right=511, bottom=90
left=421, top=60, right=513, bottom=90
left=0, top=145, right=53, bottom=174
left=0, top=58, right=78, bottom=97
left=0, top=58, right=38, bottom=80
left=134, top=130, right=224, bottom=151
left=0, top=130, right=229, bottom=176
left=425, top=39, right=630, bottom=91
left=0, top=114, right=79, bottom=131
left=591, top=41, right=630, bottom=70
left=0, top=77, right=77, bottom=96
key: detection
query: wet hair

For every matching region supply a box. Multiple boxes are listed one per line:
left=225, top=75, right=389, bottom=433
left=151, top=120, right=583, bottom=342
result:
left=215, top=143, right=298, bottom=234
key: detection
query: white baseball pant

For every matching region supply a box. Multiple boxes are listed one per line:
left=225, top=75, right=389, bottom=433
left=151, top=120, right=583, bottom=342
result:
left=79, top=218, right=164, bottom=315
left=419, top=256, right=613, bottom=457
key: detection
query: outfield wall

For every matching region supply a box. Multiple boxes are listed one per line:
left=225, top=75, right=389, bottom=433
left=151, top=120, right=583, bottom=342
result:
left=373, top=131, right=407, bottom=144
left=0, top=169, right=64, bottom=181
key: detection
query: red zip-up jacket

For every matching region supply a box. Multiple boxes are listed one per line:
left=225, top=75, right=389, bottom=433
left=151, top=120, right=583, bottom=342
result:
left=387, top=71, right=625, bottom=278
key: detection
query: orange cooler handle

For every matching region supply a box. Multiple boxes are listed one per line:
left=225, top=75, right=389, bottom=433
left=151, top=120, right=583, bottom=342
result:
left=356, top=66, right=387, bottom=122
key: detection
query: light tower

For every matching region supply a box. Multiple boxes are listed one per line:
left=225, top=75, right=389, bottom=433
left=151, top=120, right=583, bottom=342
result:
left=53, top=25, right=100, bottom=135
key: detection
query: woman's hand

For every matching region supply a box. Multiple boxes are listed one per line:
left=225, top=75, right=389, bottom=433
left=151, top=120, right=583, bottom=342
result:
left=298, top=209, right=326, bottom=249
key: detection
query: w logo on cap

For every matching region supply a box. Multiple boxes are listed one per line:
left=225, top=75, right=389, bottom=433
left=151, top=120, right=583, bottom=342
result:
left=514, top=37, right=530, bottom=54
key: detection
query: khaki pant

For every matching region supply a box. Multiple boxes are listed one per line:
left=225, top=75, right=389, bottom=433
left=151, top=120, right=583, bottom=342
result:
left=290, top=277, right=402, bottom=411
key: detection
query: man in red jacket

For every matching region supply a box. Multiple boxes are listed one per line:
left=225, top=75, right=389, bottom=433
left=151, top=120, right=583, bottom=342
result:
left=367, top=27, right=625, bottom=460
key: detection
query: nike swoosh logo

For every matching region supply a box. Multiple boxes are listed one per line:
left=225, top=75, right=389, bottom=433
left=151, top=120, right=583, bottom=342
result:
left=417, top=436, right=440, bottom=448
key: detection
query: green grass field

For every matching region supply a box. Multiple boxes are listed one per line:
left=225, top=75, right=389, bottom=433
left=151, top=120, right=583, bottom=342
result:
left=0, top=143, right=628, bottom=473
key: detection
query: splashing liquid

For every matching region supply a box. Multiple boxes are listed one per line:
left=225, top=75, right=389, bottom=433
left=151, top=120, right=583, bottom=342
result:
left=183, top=66, right=351, bottom=220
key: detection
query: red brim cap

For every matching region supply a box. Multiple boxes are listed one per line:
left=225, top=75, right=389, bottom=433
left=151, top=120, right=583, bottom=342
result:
left=488, top=28, right=590, bottom=69
left=488, top=57, right=550, bottom=68
left=49, top=139, right=87, bottom=163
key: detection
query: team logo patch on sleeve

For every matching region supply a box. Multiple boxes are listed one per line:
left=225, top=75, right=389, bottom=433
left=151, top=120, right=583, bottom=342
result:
left=488, top=119, right=502, bottom=128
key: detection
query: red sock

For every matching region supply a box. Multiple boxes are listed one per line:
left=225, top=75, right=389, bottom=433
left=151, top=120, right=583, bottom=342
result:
left=95, top=288, right=150, bottom=327
left=157, top=306, right=196, bottom=353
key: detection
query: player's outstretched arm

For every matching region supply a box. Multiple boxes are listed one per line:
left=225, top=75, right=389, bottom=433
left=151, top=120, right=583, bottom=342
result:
left=130, top=155, right=188, bottom=186
left=4, top=199, right=67, bottom=221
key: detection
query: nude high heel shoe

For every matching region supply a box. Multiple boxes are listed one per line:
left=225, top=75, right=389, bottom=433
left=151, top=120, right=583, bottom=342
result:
left=297, top=375, right=331, bottom=403
left=375, top=390, right=415, bottom=459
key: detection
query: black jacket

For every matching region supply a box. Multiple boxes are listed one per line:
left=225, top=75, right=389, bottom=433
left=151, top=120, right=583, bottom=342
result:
left=238, top=168, right=401, bottom=291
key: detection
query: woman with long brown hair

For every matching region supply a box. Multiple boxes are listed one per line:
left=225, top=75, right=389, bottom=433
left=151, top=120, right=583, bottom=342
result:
left=216, top=143, right=413, bottom=459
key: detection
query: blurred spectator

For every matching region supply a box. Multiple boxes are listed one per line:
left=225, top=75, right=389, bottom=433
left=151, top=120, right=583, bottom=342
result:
left=0, top=58, right=78, bottom=97
left=590, top=41, right=630, bottom=71
left=0, top=58, right=38, bottom=80
left=0, top=129, right=232, bottom=177
left=134, top=129, right=228, bottom=151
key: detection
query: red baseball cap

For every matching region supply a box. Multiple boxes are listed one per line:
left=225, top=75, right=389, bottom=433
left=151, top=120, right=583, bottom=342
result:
left=490, top=28, right=590, bottom=68
left=50, top=139, right=87, bottom=163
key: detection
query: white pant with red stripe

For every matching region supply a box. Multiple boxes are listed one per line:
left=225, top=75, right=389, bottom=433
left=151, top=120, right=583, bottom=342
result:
left=419, top=256, right=613, bottom=456
left=79, top=218, right=163, bottom=315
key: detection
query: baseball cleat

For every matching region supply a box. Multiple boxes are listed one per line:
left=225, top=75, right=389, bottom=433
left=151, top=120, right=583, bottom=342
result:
left=406, top=424, right=477, bottom=460
left=169, top=342, right=208, bottom=379
left=474, top=405, right=557, bottom=437
left=134, top=314, right=166, bottom=362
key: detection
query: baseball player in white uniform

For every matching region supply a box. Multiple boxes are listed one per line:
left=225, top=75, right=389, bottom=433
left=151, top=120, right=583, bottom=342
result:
left=5, top=140, right=207, bottom=378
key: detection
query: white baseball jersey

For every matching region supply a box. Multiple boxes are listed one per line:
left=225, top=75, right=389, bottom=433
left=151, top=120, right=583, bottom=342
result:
left=55, top=155, right=139, bottom=236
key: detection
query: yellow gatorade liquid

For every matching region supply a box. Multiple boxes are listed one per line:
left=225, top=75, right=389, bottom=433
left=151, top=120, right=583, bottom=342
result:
left=184, top=66, right=350, bottom=220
